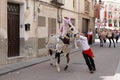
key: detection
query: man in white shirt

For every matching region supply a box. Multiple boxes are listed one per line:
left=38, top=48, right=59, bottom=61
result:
left=76, top=33, right=96, bottom=73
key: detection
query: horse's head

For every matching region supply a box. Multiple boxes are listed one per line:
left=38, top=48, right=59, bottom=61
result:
left=63, top=18, right=78, bottom=38
left=59, top=18, right=79, bottom=44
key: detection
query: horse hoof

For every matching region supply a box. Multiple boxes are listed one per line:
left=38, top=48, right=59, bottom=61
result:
left=50, top=63, right=53, bottom=66
left=64, top=65, right=68, bottom=71
left=57, top=67, right=60, bottom=72
left=57, top=68, right=60, bottom=72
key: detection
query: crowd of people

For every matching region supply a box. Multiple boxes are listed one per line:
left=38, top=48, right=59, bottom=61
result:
left=96, top=28, right=120, bottom=43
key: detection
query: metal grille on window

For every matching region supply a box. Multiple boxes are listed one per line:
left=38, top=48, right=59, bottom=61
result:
left=7, top=3, right=19, bottom=13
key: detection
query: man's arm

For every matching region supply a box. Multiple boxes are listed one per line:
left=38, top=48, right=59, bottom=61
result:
left=79, top=35, right=87, bottom=40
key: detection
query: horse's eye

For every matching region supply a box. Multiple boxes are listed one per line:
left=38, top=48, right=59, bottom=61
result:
left=74, top=34, right=76, bottom=37
left=71, top=28, right=74, bottom=31
left=68, top=24, right=71, bottom=27
left=66, top=33, right=70, bottom=37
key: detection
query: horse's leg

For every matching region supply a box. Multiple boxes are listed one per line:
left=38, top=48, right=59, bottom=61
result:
left=64, top=53, right=70, bottom=71
left=55, top=52, right=60, bottom=72
left=102, top=39, right=104, bottom=47
left=99, top=38, right=102, bottom=47
left=49, top=49, right=54, bottom=65
left=111, top=38, right=115, bottom=48
left=103, top=38, right=106, bottom=43
left=100, top=38, right=103, bottom=47
left=99, top=36, right=103, bottom=47
left=116, top=36, right=119, bottom=43
left=108, top=38, right=111, bottom=48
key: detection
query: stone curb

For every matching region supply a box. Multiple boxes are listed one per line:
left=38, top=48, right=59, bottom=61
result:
left=0, top=48, right=81, bottom=75
left=0, top=42, right=102, bottom=75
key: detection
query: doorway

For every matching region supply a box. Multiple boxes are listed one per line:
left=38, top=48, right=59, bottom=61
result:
left=7, top=2, right=20, bottom=57
left=82, top=18, right=89, bottom=36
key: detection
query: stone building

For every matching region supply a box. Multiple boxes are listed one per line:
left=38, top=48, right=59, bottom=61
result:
left=101, top=1, right=120, bottom=28
left=0, top=0, right=95, bottom=66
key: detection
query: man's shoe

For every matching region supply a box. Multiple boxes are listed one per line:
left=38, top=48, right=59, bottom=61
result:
left=93, top=68, right=96, bottom=71
left=90, top=70, right=94, bottom=73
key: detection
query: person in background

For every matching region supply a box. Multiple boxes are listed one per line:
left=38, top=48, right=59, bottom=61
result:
left=87, top=28, right=93, bottom=45
left=76, top=33, right=96, bottom=73
left=115, top=30, right=119, bottom=43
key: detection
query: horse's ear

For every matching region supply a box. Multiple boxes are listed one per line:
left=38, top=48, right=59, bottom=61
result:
left=68, top=24, right=71, bottom=27
left=68, top=18, right=71, bottom=24
left=63, top=18, right=68, bottom=24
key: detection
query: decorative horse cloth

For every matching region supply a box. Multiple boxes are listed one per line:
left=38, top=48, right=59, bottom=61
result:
left=47, top=18, right=78, bottom=72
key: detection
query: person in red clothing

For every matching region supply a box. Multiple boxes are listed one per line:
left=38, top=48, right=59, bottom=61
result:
left=76, top=33, right=96, bottom=73
left=87, top=28, right=93, bottom=45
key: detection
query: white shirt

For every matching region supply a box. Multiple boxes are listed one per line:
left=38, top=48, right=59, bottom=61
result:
left=87, top=31, right=93, bottom=35
left=78, top=35, right=90, bottom=51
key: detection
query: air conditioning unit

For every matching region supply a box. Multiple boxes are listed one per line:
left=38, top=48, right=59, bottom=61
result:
left=51, top=0, right=64, bottom=6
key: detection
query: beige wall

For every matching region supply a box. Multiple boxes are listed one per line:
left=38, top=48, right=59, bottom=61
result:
left=0, top=0, right=7, bottom=38
left=79, top=0, right=95, bottom=31
left=0, top=0, right=7, bottom=65
left=80, top=0, right=94, bottom=17
left=0, top=0, right=95, bottom=66
left=37, top=5, right=57, bottom=38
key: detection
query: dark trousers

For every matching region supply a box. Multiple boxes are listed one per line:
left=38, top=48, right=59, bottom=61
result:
left=88, top=36, right=92, bottom=45
left=82, top=53, right=96, bottom=71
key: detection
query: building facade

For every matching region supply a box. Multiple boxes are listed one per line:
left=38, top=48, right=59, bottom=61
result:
left=0, top=0, right=95, bottom=66
left=97, top=0, right=120, bottom=30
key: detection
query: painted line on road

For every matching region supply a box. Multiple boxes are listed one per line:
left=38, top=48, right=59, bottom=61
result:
left=114, top=60, right=120, bottom=80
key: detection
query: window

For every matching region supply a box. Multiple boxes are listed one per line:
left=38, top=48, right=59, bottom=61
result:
left=38, top=16, right=46, bottom=27
left=38, top=38, right=46, bottom=49
left=71, top=18, right=75, bottom=26
left=7, top=3, right=19, bottom=13
left=108, top=19, right=112, bottom=27
left=84, top=0, right=90, bottom=13
left=48, top=18, right=56, bottom=36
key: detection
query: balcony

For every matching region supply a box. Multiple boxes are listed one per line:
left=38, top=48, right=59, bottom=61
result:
left=51, top=0, right=64, bottom=6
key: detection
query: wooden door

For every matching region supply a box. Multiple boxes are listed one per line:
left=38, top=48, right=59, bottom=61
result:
left=82, top=18, right=89, bottom=36
left=7, top=2, right=20, bottom=57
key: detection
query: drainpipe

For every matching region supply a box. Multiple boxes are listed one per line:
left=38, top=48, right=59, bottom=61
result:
left=26, top=0, right=29, bottom=9
left=57, top=8, right=62, bottom=28
left=78, top=0, right=80, bottom=32
left=33, top=0, right=36, bottom=21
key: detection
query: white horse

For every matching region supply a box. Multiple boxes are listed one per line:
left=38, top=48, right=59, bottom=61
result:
left=47, top=18, right=78, bottom=72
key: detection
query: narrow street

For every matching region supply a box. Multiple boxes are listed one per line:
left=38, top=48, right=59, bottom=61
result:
left=1, top=0, right=120, bottom=80
left=0, top=40, right=120, bottom=80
